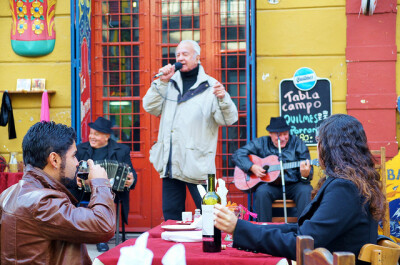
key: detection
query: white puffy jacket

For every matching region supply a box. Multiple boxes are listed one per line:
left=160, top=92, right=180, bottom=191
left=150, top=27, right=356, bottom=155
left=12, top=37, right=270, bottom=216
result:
left=143, top=65, right=238, bottom=184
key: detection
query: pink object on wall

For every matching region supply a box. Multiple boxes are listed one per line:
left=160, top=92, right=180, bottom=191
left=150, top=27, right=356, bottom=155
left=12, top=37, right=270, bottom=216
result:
left=40, top=90, right=49, bottom=122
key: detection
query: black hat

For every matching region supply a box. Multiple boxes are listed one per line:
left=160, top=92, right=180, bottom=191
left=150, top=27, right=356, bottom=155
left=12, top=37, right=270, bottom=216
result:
left=88, top=117, right=113, bottom=134
left=266, top=117, right=290, bottom=132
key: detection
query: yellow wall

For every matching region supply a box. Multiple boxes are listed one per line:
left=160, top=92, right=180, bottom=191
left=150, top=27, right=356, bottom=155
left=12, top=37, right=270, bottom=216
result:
left=0, top=1, right=71, bottom=163
left=256, top=1, right=347, bottom=187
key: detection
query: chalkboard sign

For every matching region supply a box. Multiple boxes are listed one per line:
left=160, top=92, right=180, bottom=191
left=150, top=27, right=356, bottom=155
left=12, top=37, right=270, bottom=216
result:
left=279, top=78, right=332, bottom=146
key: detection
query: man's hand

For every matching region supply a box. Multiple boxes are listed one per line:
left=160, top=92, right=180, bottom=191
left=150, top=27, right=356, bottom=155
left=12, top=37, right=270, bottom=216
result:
left=214, top=204, right=238, bottom=234
left=300, top=159, right=311, bottom=179
left=87, top=159, right=108, bottom=180
left=158, top=64, right=176, bottom=83
left=124, top=172, right=134, bottom=188
left=250, top=164, right=266, bottom=178
left=213, top=82, right=226, bottom=99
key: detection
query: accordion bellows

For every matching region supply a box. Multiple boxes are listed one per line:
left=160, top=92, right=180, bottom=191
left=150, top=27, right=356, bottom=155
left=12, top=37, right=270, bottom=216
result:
left=81, top=160, right=131, bottom=192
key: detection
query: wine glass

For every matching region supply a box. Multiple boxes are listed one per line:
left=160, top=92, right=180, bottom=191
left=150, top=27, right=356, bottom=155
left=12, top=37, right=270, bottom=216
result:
left=77, top=160, right=89, bottom=180
left=76, top=161, right=89, bottom=191
left=226, top=206, right=241, bottom=247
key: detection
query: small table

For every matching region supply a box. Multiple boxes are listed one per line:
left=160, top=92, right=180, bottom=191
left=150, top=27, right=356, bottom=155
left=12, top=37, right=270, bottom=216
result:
left=0, top=172, right=23, bottom=193
left=93, top=221, right=285, bottom=265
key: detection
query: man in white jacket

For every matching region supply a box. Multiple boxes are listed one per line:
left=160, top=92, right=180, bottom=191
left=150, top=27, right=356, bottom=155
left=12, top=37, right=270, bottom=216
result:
left=143, top=40, right=238, bottom=221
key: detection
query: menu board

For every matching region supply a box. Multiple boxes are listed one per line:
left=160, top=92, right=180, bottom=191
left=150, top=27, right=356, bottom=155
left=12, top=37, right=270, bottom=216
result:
left=279, top=79, right=332, bottom=146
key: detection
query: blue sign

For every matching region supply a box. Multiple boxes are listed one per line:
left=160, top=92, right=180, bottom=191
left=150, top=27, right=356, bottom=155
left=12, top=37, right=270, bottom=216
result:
left=293, top=67, right=317, bottom=91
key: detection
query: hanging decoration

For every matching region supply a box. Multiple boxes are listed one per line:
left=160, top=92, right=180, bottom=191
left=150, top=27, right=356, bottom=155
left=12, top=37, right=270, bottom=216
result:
left=9, top=0, right=57, bottom=57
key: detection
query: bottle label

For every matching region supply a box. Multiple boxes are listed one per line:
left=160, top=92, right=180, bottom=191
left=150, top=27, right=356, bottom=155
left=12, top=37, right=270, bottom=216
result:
left=202, top=205, right=214, bottom=236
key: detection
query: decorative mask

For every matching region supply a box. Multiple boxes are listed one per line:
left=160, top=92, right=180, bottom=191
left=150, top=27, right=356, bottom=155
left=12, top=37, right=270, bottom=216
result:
left=9, top=0, right=56, bottom=57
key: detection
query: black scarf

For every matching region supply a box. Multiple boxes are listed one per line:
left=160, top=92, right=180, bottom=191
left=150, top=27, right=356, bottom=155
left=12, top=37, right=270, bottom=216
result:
left=0, top=92, right=16, bottom=139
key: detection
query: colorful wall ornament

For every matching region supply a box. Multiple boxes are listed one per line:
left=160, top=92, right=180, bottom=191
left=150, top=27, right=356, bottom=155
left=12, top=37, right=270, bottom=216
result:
left=9, top=0, right=56, bottom=57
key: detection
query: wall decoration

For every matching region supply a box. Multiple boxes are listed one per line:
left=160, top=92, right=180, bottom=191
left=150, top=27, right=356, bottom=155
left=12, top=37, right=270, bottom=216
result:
left=9, top=0, right=57, bottom=57
left=31, top=78, right=45, bottom=91
left=16, top=79, right=31, bottom=91
left=79, top=0, right=92, bottom=142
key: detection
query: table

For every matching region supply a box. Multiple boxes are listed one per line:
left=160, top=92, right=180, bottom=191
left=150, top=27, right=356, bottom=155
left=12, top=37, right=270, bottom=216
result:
left=93, top=221, right=285, bottom=265
left=0, top=172, right=23, bottom=193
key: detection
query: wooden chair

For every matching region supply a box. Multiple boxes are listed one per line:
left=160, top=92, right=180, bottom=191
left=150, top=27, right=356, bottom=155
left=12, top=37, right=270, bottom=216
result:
left=371, top=147, right=390, bottom=237
left=358, top=241, right=400, bottom=265
left=296, top=235, right=355, bottom=265
left=272, top=199, right=297, bottom=223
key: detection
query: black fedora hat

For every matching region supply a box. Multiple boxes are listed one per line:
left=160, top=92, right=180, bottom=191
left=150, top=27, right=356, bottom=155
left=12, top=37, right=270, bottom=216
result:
left=88, top=117, right=113, bottom=134
left=266, top=117, right=290, bottom=132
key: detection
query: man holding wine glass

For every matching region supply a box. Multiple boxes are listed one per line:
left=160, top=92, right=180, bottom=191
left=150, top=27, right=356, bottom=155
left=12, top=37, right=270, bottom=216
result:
left=232, top=116, right=313, bottom=222
left=0, top=121, right=116, bottom=264
left=69, top=116, right=137, bottom=252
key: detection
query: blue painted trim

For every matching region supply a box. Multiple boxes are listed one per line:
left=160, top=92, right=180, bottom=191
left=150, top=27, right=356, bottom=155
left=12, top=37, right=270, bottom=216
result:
left=71, top=0, right=81, bottom=144
left=246, top=0, right=257, bottom=213
left=75, top=0, right=81, bottom=144
left=250, top=0, right=256, bottom=141
left=246, top=0, right=251, bottom=144
left=70, top=0, right=77, bottom=138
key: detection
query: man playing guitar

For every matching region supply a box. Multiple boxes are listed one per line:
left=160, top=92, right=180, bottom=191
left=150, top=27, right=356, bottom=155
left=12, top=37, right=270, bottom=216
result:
left=232, top=116, right=313, bottom=222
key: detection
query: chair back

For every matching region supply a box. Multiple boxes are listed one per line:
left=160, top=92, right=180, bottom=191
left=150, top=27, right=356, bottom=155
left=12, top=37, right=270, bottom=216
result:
left=297, top=235, right=355, bottom=265
left=371, top=147, right=390, bottom=237
left=358, top=243, right=400, bottom=265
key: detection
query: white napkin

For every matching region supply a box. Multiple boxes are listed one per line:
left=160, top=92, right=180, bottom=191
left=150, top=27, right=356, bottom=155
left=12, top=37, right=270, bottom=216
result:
left=161, top=231, right=202, bottom=242
left=117, top=232, right=154, bottom=265
left=197, top=185, right=206, bottom=198
left=216, top=178, right=228, bottom=207
left=191, top=215, right=202, bottom=229
left=162, top=243, right=186, bottom=265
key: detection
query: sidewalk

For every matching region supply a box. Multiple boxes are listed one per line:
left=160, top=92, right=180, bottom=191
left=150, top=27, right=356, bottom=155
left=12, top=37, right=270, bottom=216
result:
left=87, top=233, right=142, bottom=261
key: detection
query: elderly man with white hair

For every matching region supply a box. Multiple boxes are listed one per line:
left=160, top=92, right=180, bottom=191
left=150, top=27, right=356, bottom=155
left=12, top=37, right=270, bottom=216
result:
left=143, top=40, right=238, bottom=221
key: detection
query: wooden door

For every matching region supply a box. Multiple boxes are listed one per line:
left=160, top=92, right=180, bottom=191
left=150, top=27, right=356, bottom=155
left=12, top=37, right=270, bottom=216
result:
left=91, top=0, right=249, bottom=231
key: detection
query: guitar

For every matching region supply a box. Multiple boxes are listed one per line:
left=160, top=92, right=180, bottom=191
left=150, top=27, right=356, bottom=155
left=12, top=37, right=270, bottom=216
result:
left=233, top=155, right=320, bottom=191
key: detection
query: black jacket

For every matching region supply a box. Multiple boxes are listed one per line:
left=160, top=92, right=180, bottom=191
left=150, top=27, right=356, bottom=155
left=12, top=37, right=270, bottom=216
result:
left=71, top=139, right=137, bottom=224
left=233, top=177, right=377, bottom=265
left=0, top=92, right=16, bottom=139
left=232, top=135, right=313, bottom=184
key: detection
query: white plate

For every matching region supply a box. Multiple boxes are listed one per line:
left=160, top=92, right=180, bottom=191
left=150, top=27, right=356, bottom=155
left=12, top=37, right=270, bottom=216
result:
left=161, top=225, right=196, bottom=231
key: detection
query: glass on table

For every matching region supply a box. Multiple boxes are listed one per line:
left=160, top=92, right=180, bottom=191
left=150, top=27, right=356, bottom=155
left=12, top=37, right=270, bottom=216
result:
left=225, top=205, right=241, bottom=247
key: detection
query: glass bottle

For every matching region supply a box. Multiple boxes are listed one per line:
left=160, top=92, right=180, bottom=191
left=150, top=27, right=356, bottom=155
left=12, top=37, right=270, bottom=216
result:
left=202, top=173, right=221, bottom=252
left=194, top=209, right=201, bottom=221
left=9, top=152, right=18, bottom=173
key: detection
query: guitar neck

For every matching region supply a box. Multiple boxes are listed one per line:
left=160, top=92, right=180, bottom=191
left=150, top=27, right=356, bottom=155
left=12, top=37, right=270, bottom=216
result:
left=269, top=160, right=306, bottom=172
left=282, top=161, right=302, bottom=170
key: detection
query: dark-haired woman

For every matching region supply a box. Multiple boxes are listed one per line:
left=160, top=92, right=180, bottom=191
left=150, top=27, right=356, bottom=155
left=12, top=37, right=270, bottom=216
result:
left=215, top=114, right=386, bottom=265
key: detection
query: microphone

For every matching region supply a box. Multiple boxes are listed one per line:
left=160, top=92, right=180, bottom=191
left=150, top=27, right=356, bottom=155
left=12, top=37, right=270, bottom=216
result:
left=154, top=62, right=182, bottom=78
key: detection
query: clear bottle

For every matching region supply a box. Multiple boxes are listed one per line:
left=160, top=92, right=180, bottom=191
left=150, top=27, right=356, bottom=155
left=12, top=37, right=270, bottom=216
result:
left=9, top=152, right=18, bottom=173
left=202, top=173, right=221, bottom=253
left=194, top=209, right=201, bottom=221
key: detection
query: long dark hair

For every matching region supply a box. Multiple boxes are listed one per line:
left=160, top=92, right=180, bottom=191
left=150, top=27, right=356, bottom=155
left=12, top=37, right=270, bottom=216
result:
left=312, top=114, right=385, bottom=222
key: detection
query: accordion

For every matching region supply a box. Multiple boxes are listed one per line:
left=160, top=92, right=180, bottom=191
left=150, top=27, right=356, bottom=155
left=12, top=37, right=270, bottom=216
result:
left=80, top=159, right=131, bottom=193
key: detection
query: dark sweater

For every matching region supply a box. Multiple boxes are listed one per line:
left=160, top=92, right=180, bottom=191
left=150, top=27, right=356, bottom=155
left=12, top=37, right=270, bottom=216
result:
left=180, top=64, right=199, bottom=95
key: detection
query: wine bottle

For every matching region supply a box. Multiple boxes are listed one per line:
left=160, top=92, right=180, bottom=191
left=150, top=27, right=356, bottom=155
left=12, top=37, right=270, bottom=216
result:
left=202, top=173, right=221, bottom=252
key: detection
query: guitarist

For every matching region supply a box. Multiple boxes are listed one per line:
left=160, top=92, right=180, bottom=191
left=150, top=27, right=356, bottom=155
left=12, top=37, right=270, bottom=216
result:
left=232, top=116, right=313, bottom=222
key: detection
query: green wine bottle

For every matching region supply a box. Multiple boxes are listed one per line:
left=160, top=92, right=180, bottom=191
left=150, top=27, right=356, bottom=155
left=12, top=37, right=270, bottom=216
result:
left=202, top=173, right=221, bottom=252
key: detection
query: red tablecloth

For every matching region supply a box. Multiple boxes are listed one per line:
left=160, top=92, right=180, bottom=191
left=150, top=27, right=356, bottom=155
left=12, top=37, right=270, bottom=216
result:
left=95, top=222, right=284, bottom=265
left=0, top=172, right=23, bottom=193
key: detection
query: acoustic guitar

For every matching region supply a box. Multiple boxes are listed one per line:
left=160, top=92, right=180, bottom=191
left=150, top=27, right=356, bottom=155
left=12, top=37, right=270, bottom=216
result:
left=233, top=155, right=319, bottom=191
